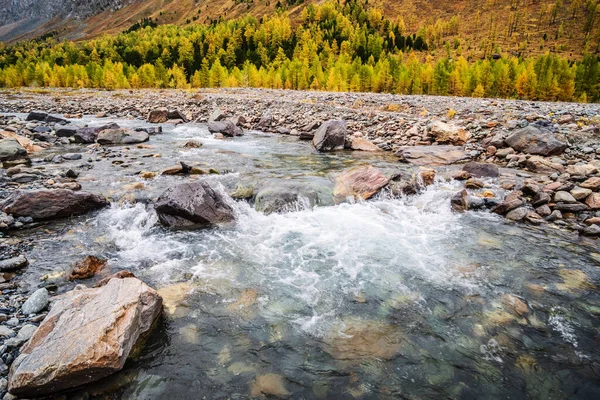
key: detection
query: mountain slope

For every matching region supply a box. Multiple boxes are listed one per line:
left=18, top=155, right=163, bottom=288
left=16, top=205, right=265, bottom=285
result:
left=0, top=0, right=599, bottom=60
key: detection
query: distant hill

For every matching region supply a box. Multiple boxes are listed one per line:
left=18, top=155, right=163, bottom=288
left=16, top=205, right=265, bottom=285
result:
left=1, top=0, right=599, bottom=60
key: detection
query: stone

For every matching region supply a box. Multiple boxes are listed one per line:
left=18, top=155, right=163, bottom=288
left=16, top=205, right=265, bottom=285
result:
left=8, top=277, right=162, bottom=397
left=465, top=178, right=484, bottom=189
left=450, top=189, right=468, bottom=212
left=0, top=326, right=15, bottom=337
left=73, top=127, right=100, bottom=144
left=546, top=210, right=562, bottom=221
left=395, top=145, right=469, bottom=166
left=504, top=125, right=568, bottom=156
left=571, top=187, right=592, bottom=201
left=207, top=121, right=243, bottom=137
left=250, top=374, right=290, bottom=398
left=350, top=137, right=381, bottom=152
left=21, top=288, right=49, bottom=315
left=582, top=224, right=600, bottom=237
left=147, top=107, right=168, bottom=123
left=429, top=121, right=468, bottom=145
left=312, top=120, right=347, bottom=152
left=55, top=127, right=77, bottom=138
left=536, top=204, right=551, bottom=217
left=183, top=140, right=202, bottom=148
left=553, top=203, right=589, bottom=212
left=0, top=255, right=28, bottom=272
left=25, top=111, right=48, bottom=122
left=254, top=181, right=334, bottom=214
left=67, top=256, right=107, bottom=281
left=532, top=192, right=551, bottom=206
left=333, top=166, right=389, bottom=201
left=97, top=129, right=149, bottom=145
left=167, top=110, right=186, bottom=122
left=155, top=181, right=235, bottom=229
left=0, top=189, right=108, bottom=221
left=566, top=164, right=597, bottom=177
left=462, top=162, right=499, bottom=178
left=585, top=193, right=600, bottom=210
left=16, top=325, right=37, bottom=342
left=580, top=177, right=600, bottom=190
left=255, top=111, right=273, bottom=129
left=492, top=192, right=524, bottom=215
left=525, top=156, right=565, bottom=174
left=0, top=139, right=28, bottom=162
left=209, top=107, right=225, bottom=122
left=505, top=207, right=528, bottom=221
left=554, top=191, right=577, bottom=203
left=0, top=131, right=43, bottom=153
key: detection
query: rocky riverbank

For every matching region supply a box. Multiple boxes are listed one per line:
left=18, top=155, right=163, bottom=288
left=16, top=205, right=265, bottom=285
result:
left=0, top=87, right=599, bottom=398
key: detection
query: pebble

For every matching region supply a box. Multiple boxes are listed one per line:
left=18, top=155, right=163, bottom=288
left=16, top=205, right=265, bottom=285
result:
left=21, top=288, right=49, bottom=315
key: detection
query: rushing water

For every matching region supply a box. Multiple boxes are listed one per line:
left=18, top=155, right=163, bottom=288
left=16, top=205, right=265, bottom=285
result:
left=15, top=115, right=600, bottom=399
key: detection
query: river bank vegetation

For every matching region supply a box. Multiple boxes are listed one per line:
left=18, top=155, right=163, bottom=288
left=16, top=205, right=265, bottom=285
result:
left=0, top=0, right=599, bottom=102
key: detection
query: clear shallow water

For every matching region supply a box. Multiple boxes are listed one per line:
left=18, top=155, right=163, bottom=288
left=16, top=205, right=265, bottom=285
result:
left=15, top=116, right=600, bottom=399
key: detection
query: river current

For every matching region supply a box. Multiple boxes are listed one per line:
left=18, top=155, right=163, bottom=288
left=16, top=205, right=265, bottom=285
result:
left=15, top=115, right=600, bottom=399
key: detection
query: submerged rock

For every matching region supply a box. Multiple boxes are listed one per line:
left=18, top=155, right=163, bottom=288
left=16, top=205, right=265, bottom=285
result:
left=8, top=276, right=162, bottom=397
left=67, top=256, right=107, bottom=281
left=0, top=189, right=108, bottom=220
left=333, top=165, right=389, bottom=201
left=395, top=145, right=469, bottom=166
left=254, top=181, right=334, bottom=214
left=312, top=120, right=347, bottom=152
left=155, top=181, right=235, bottom=229
left=505, top=125, right=568, bottom=156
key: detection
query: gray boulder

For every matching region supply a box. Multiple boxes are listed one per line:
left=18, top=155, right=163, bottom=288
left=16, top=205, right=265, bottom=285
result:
left=207, top=121, right=243, bottom=137
left=0, top=139, right=28, bottom=162
left=21, top=288, right=49, bottom=315
left=505, top=126, right=568, bottom=156
left=312, top=120, right=347, bottom=152
left=155, top=181, right=235, bottom=229
left=97, top=129, right=149, bottom=145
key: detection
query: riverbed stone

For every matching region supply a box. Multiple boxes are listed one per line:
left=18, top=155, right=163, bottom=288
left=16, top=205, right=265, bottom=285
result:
left=395, top=145, right=469, bottom=166
left=429, top=121, right=468, bottom=145
left=67, top=256, right=107, bottom=281
left=254, top=181, right=334, bottom=214
left=350, top=137, right=381, bottom=152
left=97, top=128, right=149, bottom=145
left=147, top=107, right=168, bottom=123
left=333, top=166, right=389, bottom=201
left=0, top=189, right=108, bottom=220
left=155, top=181, right=235, bottom=229
left=7, top=276, right=162, bottom=397
left=505, top=125, right=568, bottom=156
left=207, top=120, right=243, bottom=137
left=0, top=255, right=28, bottom=272
left=580, top=177, right=600, bottom=190
left=462, top=162, right=499, bottom=178
left=585, top=193, right=600, bottom=210
left=0, top=139, right=28, bottom=162
left=554, top=191, right=577, bottom=203
left=312, top=120, right=347, bottom=151
left=21, top=288, right=49, bottom=315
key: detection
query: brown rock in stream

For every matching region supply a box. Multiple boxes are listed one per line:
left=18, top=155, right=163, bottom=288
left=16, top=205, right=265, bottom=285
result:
left=67, top=256, right=107, bottom=281
left=333, top=165, right=389, bottom=201
left=8, top=276, right=162, bottom=397
left=0, top=189, right=108, bottom=220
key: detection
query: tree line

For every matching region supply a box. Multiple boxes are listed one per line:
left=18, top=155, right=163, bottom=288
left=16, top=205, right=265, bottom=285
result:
left=0, top=0, right=598, bottom=102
